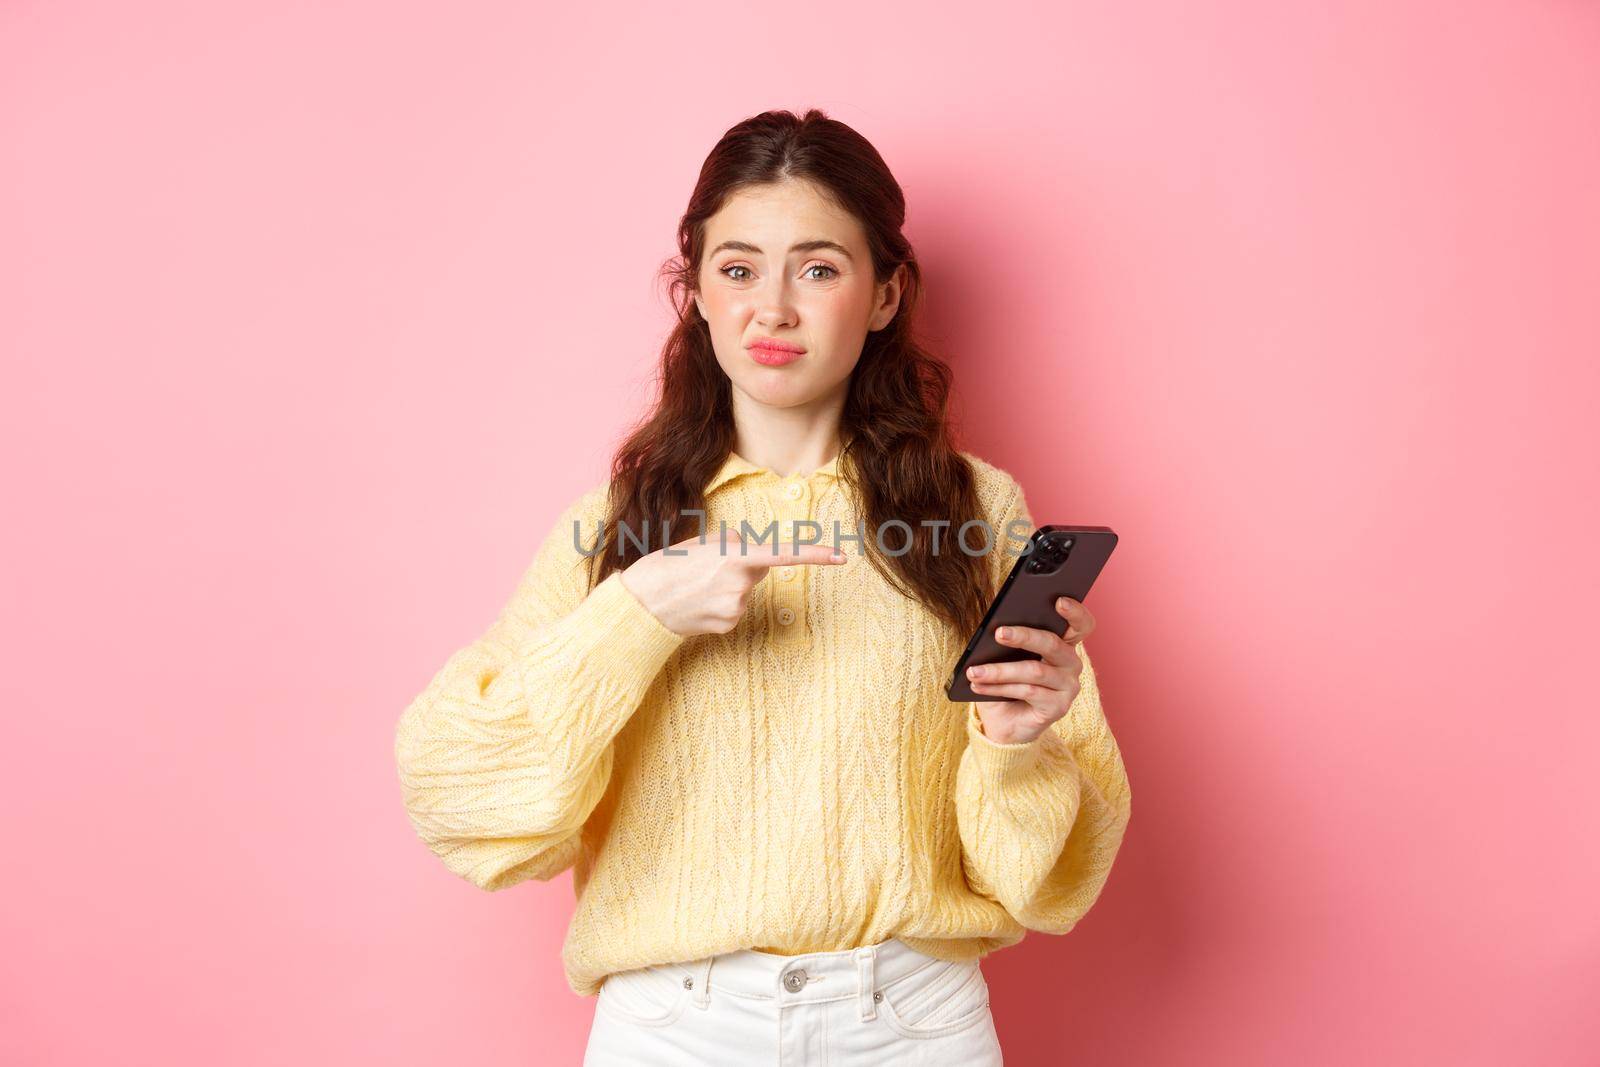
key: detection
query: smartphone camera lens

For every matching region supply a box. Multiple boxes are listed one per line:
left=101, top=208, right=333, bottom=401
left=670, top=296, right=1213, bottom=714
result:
left=1025, top=532, right=1072, bottom=575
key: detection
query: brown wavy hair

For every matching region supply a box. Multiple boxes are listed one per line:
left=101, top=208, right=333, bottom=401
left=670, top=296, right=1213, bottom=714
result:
left=587, top=107, right=994, bottom=639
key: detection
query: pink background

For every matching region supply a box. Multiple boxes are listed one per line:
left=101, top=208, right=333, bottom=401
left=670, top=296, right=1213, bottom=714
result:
left=5, top=2, right=1597, bottom=1064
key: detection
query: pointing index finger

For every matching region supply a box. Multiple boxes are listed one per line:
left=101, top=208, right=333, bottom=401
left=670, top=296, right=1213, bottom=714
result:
left=731, top=541, right=848, bottom=569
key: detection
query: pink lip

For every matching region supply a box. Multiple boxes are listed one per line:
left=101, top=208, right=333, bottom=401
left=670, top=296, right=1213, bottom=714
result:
left=746, top=339, right=806, bottom=366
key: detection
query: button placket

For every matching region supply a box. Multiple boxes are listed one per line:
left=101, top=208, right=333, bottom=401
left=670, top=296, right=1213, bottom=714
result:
left=768, top=476, right=812, bottom=642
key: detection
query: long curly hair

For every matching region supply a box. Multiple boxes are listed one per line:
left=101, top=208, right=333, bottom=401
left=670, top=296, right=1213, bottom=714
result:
left=587, top=107, right=994, bottom=639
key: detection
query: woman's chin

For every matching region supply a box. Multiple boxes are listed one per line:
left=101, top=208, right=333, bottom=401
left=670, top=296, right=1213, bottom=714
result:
left=730, top=375, right=824, bottom=408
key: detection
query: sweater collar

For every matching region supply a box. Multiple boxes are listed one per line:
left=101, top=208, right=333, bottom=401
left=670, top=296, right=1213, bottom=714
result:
left=705, top=450, right=841, bottom=495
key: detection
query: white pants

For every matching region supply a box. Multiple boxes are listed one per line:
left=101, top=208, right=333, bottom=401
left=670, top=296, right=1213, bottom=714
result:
left=582, top=937, right=1004, bottom=1065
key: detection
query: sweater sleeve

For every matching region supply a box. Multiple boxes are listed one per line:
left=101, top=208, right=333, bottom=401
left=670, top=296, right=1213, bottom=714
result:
left=954, top=478, right=1133, bottom=932
left=393, top=488, right=686, bottom=892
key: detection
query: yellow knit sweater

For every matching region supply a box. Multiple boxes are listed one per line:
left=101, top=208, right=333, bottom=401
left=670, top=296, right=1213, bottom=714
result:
left=393, top=450, right=1132, bottom=997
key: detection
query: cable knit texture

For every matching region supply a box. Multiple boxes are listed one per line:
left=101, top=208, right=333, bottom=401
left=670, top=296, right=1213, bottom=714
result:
left=393, top=450, right=1132, bottom=996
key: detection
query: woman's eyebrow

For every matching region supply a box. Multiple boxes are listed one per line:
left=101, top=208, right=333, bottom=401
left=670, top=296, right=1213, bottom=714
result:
left=710, top=239, right=854, bottom=261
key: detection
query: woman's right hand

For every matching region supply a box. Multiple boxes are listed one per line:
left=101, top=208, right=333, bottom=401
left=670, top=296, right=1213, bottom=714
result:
left=619, top=530, right=848, bottom=637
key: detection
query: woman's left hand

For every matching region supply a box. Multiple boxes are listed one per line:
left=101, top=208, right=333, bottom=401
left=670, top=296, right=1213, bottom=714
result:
left=967, top=596, right=1097, bottom=745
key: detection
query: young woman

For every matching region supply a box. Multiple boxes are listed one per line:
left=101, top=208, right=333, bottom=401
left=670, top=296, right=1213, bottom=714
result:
left=394, top=108, right=1132, bottom=1066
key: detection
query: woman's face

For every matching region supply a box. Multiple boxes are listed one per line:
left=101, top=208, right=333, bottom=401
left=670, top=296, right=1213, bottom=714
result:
left=695, top=179, right=903, bottom=413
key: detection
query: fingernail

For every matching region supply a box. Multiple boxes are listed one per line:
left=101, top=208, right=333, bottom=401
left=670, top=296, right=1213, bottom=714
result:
left=968, top=666, right=984, bottom=678
left=997, top=627, right=1011, bottom=640
left=831, top=551, right=845, bottom=562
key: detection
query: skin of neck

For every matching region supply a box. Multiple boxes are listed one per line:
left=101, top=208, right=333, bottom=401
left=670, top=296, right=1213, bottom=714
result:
left=728, top=384, right=848, bottom=478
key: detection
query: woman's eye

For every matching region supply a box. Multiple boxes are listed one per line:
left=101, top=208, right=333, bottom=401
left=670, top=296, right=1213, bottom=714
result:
left=804, top=264, right=839, bottom=281
left=720, top=265, right=753, bottom=282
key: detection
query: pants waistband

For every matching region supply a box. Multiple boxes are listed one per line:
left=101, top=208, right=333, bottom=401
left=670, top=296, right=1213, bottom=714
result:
left=654, top=938, right=955, bottom=1021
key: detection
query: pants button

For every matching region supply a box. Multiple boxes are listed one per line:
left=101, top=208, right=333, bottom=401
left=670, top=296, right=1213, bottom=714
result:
left=783, top=969, right=807, bottom=992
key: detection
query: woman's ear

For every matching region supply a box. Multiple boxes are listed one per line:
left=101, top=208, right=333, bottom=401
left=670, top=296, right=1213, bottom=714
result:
left=869, top=264, right=906, bottom=332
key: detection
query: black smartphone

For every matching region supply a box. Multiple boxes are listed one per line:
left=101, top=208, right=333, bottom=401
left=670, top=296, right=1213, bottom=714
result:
left=945, top=525, right=1118, bottom=702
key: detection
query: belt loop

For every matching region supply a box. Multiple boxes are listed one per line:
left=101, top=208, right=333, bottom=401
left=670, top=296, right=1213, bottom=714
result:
left=853, top=945, right=877, bottom=1021
left=692, top=956, right=713, bottom=1009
